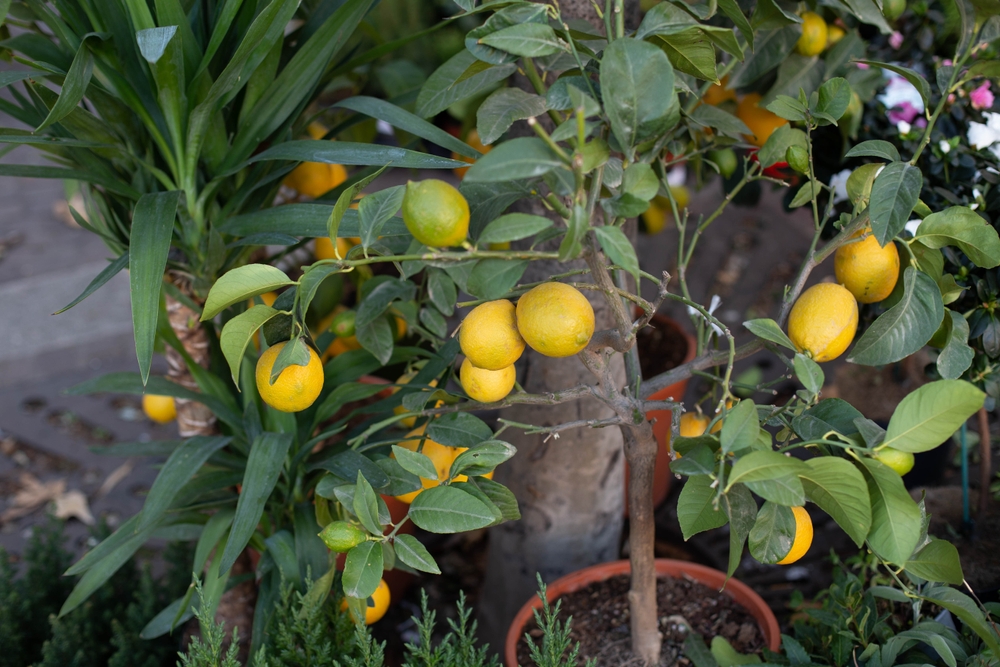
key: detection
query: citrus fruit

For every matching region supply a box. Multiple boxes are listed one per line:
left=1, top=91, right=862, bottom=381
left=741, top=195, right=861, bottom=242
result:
left=394, top=427, right=456, bottom=504
left=703, top=77, right=736, bottom=106
left=874, top=447, right=915, bottom=476
left=402, top=179, right=469, bottom=247
left=679, top=412, right=710, bottom=437
left=460, top=358, right=516, bottom=403
left=737, top=93, right=788, bottom=148
left=834, top=231, right=900, bottom=304
left=708, top=149, right=738, bottom=179
left=453, top=129, right=490, bottom=179
left=786, top=145, right=810, bottom=174
left=795, top=12, right=828, bottom=56
left=459, top=300, right=525, bottom=370
left=255, top=341, right=324, bottom=412
left=776, top=506, right=813, bottom=565
left=318, top=521, right=366, bottom=552
left=641, top=202, right=668, bottom=234
left=283, top=162, right=348, bottom=199
left=331, top=310, right=357, bottom=338
left=342, top=579, right=391, bottom=625
left=142, top=394, right=177, bottom=424
left=392, top=369, right=440, bottom=428
left=516, top=283, right=595, bottom=357
left=315, top=236, right=358, bottom=261
left=883, top=0, right=905, bottom=21
left=710, top=399, right=735, bottom=434
left=451, top=446, right=496, bottom=483
left=826, top=23, right=846, bottom=45
left=787, top=283, right=858, bottom=362
left=250, top=291, right=278, bottom=307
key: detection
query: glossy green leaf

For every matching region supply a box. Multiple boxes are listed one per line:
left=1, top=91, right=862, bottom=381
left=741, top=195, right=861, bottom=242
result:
left=937, top=310, right=974, bottom=380
left=594, top=226, right=640, bottom=286
left=342, top=541, right=383, bottom=599
left=841, top=0, right=892, bottom=33
left=915, top=206, right=1000, bottom=269
left=762, top=55, right=825, bottom=106
left=352, top=471, right=383, bottom=536
left=745, top=475, right=806, bottom=506
left=37, top=38, right=95, bottom=132
left=743, top=318, right=796, bottom=350
left=793, top=353, right=824, bottom=394
left=417, top=50, right=517, bottom=119
left=722, top=484, right=757, bottom=577
left=921, top=587, right=1000, bottom=657
left=799, top=457, right=871, bottom=547
left=729, top=27, right=799, bottom=88
left=476, top=87, right=548, bottom=146
left=356, top=316, right=393, bottom=365
left=202, top=264, right=292, bottom=321
left=220, top=306, right=279, bottom=382
left=54, top=252, right=129, bottom=315
left=408, top=485, right=497, bottom=533
left=138, top=437, right=230, bottom=531
left=635, top=2, right=697, bottom=38
left=558, top=203, right=587, bottom=262
left=394, top=534, right=441, bottom=574
left=655, top=29, right=717, bottom=82
left=905, top=539, right=964, bottom=584
left=241, top=140, right=463, bottom=172
left=678, top=474, right=728, bottom=540
left=791, top=398, right=863, bottom=442
left=687, top=104, right=751, bottom=140
left=450, top=440, right=516, bottom=477
left=477, top=213, right=553, bottom=245
left=478, top=23, right=565, bottom=57
left=845, top=140, right=900, bottom=162
left=335, top=96, right=480, bottom=159
left=471, top=476, right=520, bottom=522
left=869, top=162, right=923, bottom=246
left=752, top=0, right=802, bottom=29
left=720, top=400, right=759, bottom=456
left=464, top=137, right=564, bottom=182
left=748, top=501, right=795, bottom=564
left=848, top=268, right=943, bottom=366
left=600, top=37, right=677, bottom=151
left=882, top=379, right=984, bottom=453
left=859, top=60, right=930, bottom=107
left=327, top=166, right=389, bottom=243
left=857, top=457, right=922, bottom=564
left=427, top=412, right=493, bottom=449
left=392, top=445, right=439, bottom=480
left=728, top=451, right=803, bottom=487
left=670, top=444, right=717, bottom=476
left=466, top=259, right=528, bottom=300
left=358, top=186, right=406, bottom=249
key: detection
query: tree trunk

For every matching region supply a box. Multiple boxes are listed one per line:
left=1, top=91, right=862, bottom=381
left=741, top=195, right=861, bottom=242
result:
left=164, top=291, right=217, bottom=437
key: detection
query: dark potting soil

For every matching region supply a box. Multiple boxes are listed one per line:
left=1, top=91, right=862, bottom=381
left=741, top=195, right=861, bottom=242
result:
left=515, top=573, right=765, bottom=666
left=637, top=320, right=690, bottom=381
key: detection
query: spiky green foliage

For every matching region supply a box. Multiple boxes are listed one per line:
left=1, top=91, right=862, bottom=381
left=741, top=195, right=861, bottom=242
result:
left=177, top=579, right=242, bottom=667
left=402, top=590, right=499, bottom=667
left=258, top=578, right=359, bottom=667
left=523, top=575, right=596, bottom=667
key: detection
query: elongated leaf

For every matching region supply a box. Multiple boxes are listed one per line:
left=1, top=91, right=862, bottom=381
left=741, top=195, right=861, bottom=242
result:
left=476, top=87, right=548, bottom=146
left=464, top=136, right=564, bottom=183
left=687, top=104, right=752, bottom=140
left=882, top=379, right=984, bottom=453
left=799, top=457, right=871, bottom=547
left=745, top=475, right=805, bottom=506
left=314, top=449, right=390, bottom=490
left=220, top=306, right=279, bottom=382
left=394, top=534, right=441, bottom=574
left=921, top=587, right=1000, bottom=657
left=845, top=140, right=900, bottom=162
left=743, top=318, right=796, bottom=350
left=202, top=264, right=293, bottom=321
left=600, top=38, right=677, bottom=151
left=130, top=192, right=180, bottom=385
left=857, top=457, right=921, bottom=564
left=722, top=484, right=757, bottom=577
left=54, top=252, right=129, bottom=315
left=937, top=310, right=974, bottom=380
left=37, top=38, right=94, bottom=132
left=466, top=258, right=527, bottom=300
left=417, top=50, right=517, bottom=119
left=729, top=26, right=799, bottom=88
left=655, top=30, right=717, bottom=82
left=240, top=141, right=463, bottom=172
left=342, top=541, right=383, bottom=599
left=793, top=353, right=824, bottom=394
left=678, top=475, right=728, bottom=540
left=352, top=471, right=383, bottom=536
left=471, top=476, right=520, bottom=522
left=859, top=60, right=930, bottom=107
left=427, top=412, right=493, bottom=448
left=478, top=23, right=565, bottom=57
left=748, top=501, right=795, bottom=564
left=720, top=400, right=759, bottom=455
left=915, top=206, right=1000, bottom=269
left=0, top=164, right=139, bottom=198
left=905, top=539, right=964, bottom=584
left=358, top=186, right=405, bottom=249
left=848, top=268, right=943, bottom=366
left=594, top=226, right=640, bottom=286
left=450, top=440, right=516, bottom=477
left=335, top=96, right=480, bottom=159
left=869, top=162, right=923, bottom=246
left=762, top=54, right=825, bottom=106
left=218, top=432, right=293, bottom=575
left=138, top=437, right=230, bottom=531
left=728, top=451, right=803, bottom=487
left=477, top=213, right=553, bottom=245
left=409, top=485, right=496, bottom=533
left=636, top=2, right=697, bottom=39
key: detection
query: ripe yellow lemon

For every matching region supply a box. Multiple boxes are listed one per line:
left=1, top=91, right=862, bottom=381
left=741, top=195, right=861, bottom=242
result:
left=460, top=358, right=516, bottom=403
left=703, top=76, right=736, bottom=106
left=787, top=283, right=858, bottom=362
left=142, top=394, right=177, bottom=424
left=795, top=12, right=828, bottom=56
left=826, top=23, right=845, bottom=45
left=776, top=506, right=813, bottom=565
left=874, top=447, right=915, bottom=476
left=315, top=236, right=359, bottom=260
left=459, top=300, right=525, bottom=370
left=394, top=427, right=456, bottom=504
left=737, top=93, right=788, bottom=148
left=679, top=412, right=710, bottom=437
left=402, top=179, right=469, bottom=247
left=641, top=202, right=668, bottom=234
left=283, top=162, right=348, bottom=199
left=516, top=283, right=595, bottom=357
left=342, top=579, right=390, bottom=625
left=453, top=129, right=490, bottom=179
left=834, top=231, right=899, bottom=304
left=255, top=342, right=324, bottom=412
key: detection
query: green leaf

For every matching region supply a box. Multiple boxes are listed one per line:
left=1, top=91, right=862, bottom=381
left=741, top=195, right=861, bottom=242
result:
left=789, top=180, right=822, bottom=209
left=269, top=336, right=311, bottom=383
left=752, top=0, right=802, bottom=29
left=353, top=471, right=383, bottom=536
left=137, top=436, right=230, bottom=531
left=869, top=162, right=923, bottom=246
left=358, top=185, right=405, bottom=249
left=791, top=398, right=863, bottom=442
left=761, top=55, right=825, bottom=106
left=859, top=61, right=930, bottom=107
left=241, top=140, right=463, bottom=172
left=356, top=316, right=393, bottom=365
left=600, top=37, right=678, bottom=151
left=427, top=412, right=493, bottom=448
left=478, top=213, right=553, bottom=245
left=356, top=278, right=415, bottom=329
left=921, top=587, right=1000, bottom=657
left=905, top=539, right=964, bottom=584
left=655, top=29, right=718, bottom=82
left=915, top=206, right=1000, bottom=269
left=408, top=485, right=497, bottom=533
left=670, top=444, right=717, bottom=476
left=698, top=25, right=746, bottom=60
left=36, top=38, right=94, bottom=132
left=392, top=445, right=439, bottom=480
left=478, top=23, right=565, bottom=57
left=748, top=501, right=795, bottom=564
left=53, top=252, right=129, bottom=315
left=129, top=191, right=180, bottom=385
left=678, top=475, right=729, bottom=540
left=463, top=137, right=564, bottom=182
left=394, top=534, right=441, bottom=574
left=717, top=0, right=754, bottom=48
left=376, top=459, right=421, bottom=497
left=937, top=310, right=974, bottom=380
left=218, top=432, right=293, bottom=575
left=220, top=306, right=279, bottom=382
left=202, top=264, right=293, bottom=321
left=845, top=140, right=900, bottom=162
left=799, top=457, right=871, bottom=547
left=793, top=353, right=824, bottom=394
left=476, top=87, right=548, bottom=145
left=466, top=259, right=528, bottom=300
left=766, top=95, right=808, bottom=122
left=728, top=451, right=803, bottom=487
left=335, top=96, right=480, bottom=159
left=729, top=27, right=799, bottom=89
left=745, top=475, right=806, bottom=506
left=635, top=1, right=697, bottom=39
left=840, top=0, right=893, bottom=33
left=720, top=400, right=759, bottom=456
left=814, top=77, right=852, bottom=122
left=722, top=484, right=757, bottom=577
left=0, top=164, right=139, bottom=199
left=558, top=203, right=587, bottom=262
left=594, top=226, right=640, bottom=286
left=327, top=166, right=389, bottom=243
left=882, top=379, right=984, bottom=453
left=743, top=318, right=796, bottom=349
left=687, top=104, right=752, bottom=140
left=314, top=449, right=391, bottom=490
left=857, top=457, right=922, bottom=564
left=848, top=268, right=944, bottom=366
left=450, top=440, right=516, bottom=477
left=470, top=476, right=520, bottom=522
left=417, top=50, right=517, bottom=119
left=342, top=541, right=383, bottom=599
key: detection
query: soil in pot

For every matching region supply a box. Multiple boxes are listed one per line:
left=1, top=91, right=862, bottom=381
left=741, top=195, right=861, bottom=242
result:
left=514, top=573, right=765, bottom=666
left=637, top=320, right=690, bottom=381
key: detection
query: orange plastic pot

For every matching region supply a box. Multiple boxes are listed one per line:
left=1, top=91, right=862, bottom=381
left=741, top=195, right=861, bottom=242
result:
left=504, top=559, right=781, bottom=666
left=625, top=314, right=696, bottom=514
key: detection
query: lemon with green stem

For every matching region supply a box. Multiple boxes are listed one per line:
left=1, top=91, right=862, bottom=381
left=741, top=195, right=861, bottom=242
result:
left=402, top=179, right=469, bottom=247
left=255, top=341, right=324, bottom=412
left=787, top=283, right=858, bottom=362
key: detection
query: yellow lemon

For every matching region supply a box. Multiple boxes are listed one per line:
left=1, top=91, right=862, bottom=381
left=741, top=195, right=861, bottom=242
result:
left=516, top=283, right=595, bottom=357
left=255, top=341, right=324, bottom=412
left=453, top=129, right=490, bottom=179
left=834, top=231, right=899, bottom=304
left=401, top=179, right=469, bottom=247
left=394, top=427, right=456, bottom=504
left=703, top=77, right=737, bottom=106
left=392, top=369, right=440, bottom=428
left=737, top=93, right=788, bottom=148
left=459, top=300, right=526, bottom=370
left=776, top=506, right=814, bottom=565
left=826, top=23, right=846, bottom=45
left=679, top=412, right=710, bottom=437
left=460, top=358, right=516, bottom=403
left=315, top=236, right=359, bottom=260
left=341, top=579, right=390, bottom=625
left=283, top=162, right=348, bottom=199
left=142, top=394, right=177, bottom=424
left=874, top=447, right=915, bottom=476
left=787, top=283, right=858, bottom=362
left=795, top=12, right=828, bottom=56
left=641, top=202, right=668, bottom=234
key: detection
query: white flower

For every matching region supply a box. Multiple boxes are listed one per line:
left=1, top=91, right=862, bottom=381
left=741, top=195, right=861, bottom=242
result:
left=904, top=219, right=922, bottom=236
left=897, top=120, right=911, bottom=135
left=877, top=71, right=926, bottom=114
left=972, top=188, right=982, bottom=211
left=687, top=295, right=723, bottom=336
left=829, top=169, right=851, bottom=203
left=376, top=119, right=395, bottom=136
left=939, top=140, right=951, bottom=154
left=968, top=112, right=1000, bottom=160
left=667, top=164, right=687, bottom=187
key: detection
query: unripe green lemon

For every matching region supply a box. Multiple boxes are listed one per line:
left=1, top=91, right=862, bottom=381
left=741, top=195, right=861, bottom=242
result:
left=332, top=310, right=357, bottom=338
left=402, top=179, right=469, bottom=247
left=883, top=0, right=905, bottom=21
left=874, top=447, right=915, bottom=476
left=318, top=521, right=366, bottom=552
left=786, top=145, right=810, bottom=174
left=708, top=149, right=738, bottom=178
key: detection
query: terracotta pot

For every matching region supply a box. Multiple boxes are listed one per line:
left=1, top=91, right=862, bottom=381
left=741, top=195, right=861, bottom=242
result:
left=504, top=559, right=781, bottom=666
left=625, top=314, right=697, bottom=514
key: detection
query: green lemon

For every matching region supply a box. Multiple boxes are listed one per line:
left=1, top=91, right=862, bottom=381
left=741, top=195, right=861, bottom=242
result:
left=318, top=521, right=366, bottom=552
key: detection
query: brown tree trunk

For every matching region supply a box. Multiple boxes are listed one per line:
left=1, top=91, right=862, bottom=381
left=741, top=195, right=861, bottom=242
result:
left=164, top=291, right=217, bottom=437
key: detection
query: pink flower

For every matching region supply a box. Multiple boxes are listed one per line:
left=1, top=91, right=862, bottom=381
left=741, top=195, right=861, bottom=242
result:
left=889, top=31, right=904, bottom=49
left=888, top=101, right=921, bottom=124
left=971, top=82, right=995, bottom=111
left=943, top=59, right=953, bottom=67
left=856, top=62, right=870, bottom=69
